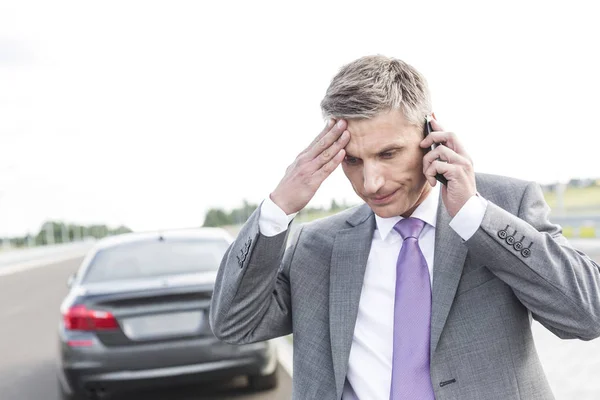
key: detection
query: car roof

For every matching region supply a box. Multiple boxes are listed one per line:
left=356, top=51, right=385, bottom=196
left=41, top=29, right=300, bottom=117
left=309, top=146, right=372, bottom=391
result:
left=91, top=227, right=234, bottom=251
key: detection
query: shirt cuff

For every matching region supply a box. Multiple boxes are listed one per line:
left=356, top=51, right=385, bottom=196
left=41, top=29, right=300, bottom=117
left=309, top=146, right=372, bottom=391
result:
left=258, top=196, right=298, bottom=237
left=449, top=193, right=488, bottom=241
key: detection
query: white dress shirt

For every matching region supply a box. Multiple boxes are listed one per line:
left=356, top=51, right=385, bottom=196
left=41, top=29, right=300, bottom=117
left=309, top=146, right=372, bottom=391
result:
left=258, top=184, right=488, bottom=400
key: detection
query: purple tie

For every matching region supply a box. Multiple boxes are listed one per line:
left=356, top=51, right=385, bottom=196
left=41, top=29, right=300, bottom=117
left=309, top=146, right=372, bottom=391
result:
left=390, top=217, right=435, bottom=400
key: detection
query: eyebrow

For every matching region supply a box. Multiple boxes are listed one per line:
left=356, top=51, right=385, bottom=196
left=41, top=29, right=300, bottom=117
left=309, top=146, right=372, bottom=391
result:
left=377, top=145, right=402, bottom=154
left=345, top=145, right=404, bottom=158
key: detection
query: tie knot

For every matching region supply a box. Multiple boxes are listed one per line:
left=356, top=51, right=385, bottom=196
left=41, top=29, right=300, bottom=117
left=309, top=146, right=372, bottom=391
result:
left=393, top=217, right=425, bottom=240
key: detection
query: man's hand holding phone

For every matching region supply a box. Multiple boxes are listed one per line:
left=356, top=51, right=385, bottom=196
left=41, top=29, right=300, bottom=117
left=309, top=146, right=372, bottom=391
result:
left=270, top=119, right=350, bottom=215
left=420, top=117, right=477, bottom=217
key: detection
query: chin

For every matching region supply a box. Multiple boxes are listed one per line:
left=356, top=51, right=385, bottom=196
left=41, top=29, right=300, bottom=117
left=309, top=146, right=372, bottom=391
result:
left=368, top=203, right=406, bottom=219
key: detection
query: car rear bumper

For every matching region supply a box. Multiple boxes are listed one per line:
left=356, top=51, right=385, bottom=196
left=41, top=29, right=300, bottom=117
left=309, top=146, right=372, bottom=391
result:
left=58, top=339, right=277, bottom=397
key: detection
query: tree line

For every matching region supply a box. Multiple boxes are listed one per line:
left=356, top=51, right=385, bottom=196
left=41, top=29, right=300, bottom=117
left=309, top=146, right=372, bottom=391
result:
left=202, top=199, right=351, bottom=227
left=4, top=220, right=132, bottom=248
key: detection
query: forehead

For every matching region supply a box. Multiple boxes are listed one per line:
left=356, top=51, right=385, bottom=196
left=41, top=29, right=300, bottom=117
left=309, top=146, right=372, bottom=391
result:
left=345, top=110, right=421, bottom=154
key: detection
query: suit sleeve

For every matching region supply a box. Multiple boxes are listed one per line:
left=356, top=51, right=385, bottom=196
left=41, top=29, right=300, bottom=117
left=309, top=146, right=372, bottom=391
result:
left=464, top=181, right=600, bottom=340
left=209, top=202, right=303, bottom=344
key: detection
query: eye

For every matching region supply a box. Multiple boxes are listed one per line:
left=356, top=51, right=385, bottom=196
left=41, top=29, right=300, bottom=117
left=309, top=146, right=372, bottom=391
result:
left=380, top=151, right=395, bottom=159
left=344, top=156, right=360, bottom=165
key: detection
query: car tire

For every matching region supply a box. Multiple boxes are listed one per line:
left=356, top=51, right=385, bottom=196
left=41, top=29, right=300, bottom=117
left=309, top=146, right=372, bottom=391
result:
left=248, top=369, right=278, bottom=391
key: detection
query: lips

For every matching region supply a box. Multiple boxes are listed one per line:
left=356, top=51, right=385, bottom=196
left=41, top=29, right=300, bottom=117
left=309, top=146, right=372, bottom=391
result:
left=369, top=190, right=398, bottom=205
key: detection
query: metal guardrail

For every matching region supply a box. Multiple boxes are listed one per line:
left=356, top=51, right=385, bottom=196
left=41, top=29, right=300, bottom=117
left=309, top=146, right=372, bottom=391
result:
left=0, top=241, right=96, bottom=269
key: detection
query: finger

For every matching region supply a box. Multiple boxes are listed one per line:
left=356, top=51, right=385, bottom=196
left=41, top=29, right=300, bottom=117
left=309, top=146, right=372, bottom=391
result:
left=420, top=130, right=470, bottom=160
left=422, top=131, right=473, bottom=165
left=306, top=118, right=338, bottom=151
left=306, top=119, right=347, bottom=158
left=311, top=118, right=336, bottom=146
left=301, top=120, right=334, bottom=155
left=311, top=129, right=351, bottom=170
left=422, top=144, right=471, bottom=174
left=315, top=148, right=346, bottom=180
left=420, top=130, right=452, bottom=149
left=424, top=159, right=454, bottom=186
left=429, top=118, right=445, bottom=132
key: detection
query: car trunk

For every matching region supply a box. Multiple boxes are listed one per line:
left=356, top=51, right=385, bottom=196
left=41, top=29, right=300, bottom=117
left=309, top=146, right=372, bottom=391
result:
left=79, top=272, right=216, bottom=347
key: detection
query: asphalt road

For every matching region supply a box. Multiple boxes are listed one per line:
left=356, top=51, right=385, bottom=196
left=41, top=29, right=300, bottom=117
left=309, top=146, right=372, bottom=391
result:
left=0, top=257, right=292, bottom=400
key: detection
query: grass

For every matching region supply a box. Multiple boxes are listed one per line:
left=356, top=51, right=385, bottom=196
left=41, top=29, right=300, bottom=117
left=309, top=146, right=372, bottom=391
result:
left=544, top=186, right=600, bottom=214
left=579, top=226, right=597, bottom=238
left=543, top=186, right=599, bottom=238
left=562, top=227, right=575, bottom=238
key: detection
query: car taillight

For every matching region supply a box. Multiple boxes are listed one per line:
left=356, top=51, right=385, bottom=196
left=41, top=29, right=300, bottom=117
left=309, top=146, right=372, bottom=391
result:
left=63, top=305, right=119, bottom=331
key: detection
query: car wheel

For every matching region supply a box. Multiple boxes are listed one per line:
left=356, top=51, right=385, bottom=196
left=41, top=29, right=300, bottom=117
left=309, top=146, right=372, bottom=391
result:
left=248, top=369, right=278, bottom=391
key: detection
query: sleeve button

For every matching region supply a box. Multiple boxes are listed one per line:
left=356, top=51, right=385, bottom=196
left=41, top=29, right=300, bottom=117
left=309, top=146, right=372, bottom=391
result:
left=498, top=225, right=509, bottom=240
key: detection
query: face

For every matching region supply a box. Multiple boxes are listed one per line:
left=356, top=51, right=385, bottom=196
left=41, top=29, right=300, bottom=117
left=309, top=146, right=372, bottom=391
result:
left=342, top=109, right=431, bottom=218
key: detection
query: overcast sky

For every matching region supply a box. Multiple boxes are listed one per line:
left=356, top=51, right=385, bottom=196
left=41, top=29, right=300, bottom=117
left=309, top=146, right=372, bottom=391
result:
left=1, top=0, right=598, bottom=236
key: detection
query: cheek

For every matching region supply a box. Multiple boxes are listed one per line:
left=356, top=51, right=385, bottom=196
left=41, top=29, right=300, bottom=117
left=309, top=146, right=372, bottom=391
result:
left=402, top=151, right=425, bottom=172
left=386, top=153, right=424, bottom=182
left=341, top=164, right=351, bottom=179
left=342, top=166, right=364, bottom=188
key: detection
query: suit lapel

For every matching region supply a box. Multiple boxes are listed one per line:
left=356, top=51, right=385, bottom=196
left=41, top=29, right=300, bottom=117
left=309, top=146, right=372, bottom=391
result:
left=329, top=204, right=375, bottom=400
left=430, top=192, right=469, bottom=356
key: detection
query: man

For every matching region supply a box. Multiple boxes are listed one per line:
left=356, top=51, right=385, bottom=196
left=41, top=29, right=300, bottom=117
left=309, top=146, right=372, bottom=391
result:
left=209, top=55, right=600, bottom=399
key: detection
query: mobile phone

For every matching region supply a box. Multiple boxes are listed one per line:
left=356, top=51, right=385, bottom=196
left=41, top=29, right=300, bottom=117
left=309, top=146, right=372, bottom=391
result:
left=423, top=116, right=448, bottom=185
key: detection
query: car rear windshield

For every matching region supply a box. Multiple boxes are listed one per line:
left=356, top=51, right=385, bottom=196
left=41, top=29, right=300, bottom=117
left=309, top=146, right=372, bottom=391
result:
left=82, top=238, right=230, bottom=283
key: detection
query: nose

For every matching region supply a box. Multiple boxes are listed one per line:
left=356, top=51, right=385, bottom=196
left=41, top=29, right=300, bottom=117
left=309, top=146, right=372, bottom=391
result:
left=363, top=162, right=385, bottom=195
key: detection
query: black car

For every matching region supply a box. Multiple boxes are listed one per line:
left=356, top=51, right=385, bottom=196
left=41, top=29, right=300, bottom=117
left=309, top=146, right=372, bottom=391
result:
left=57, top=228, right=278, bottom=400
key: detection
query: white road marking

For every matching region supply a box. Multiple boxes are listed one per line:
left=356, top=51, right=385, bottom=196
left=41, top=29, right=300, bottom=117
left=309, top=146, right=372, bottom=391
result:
left=0, top=250, right=89, bottom=277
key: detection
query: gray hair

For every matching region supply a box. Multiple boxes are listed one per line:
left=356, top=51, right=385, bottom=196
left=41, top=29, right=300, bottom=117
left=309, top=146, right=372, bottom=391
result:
left=320, top=55, right=432, bottom=125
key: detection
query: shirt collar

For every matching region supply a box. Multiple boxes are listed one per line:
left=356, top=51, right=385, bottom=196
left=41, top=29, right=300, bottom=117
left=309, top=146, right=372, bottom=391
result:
left=374, top=183, right=440, bottom=241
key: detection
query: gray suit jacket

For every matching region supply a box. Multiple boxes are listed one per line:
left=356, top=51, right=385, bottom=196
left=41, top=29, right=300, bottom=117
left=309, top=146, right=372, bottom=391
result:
left=209, top=173, right=600, bottom=399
